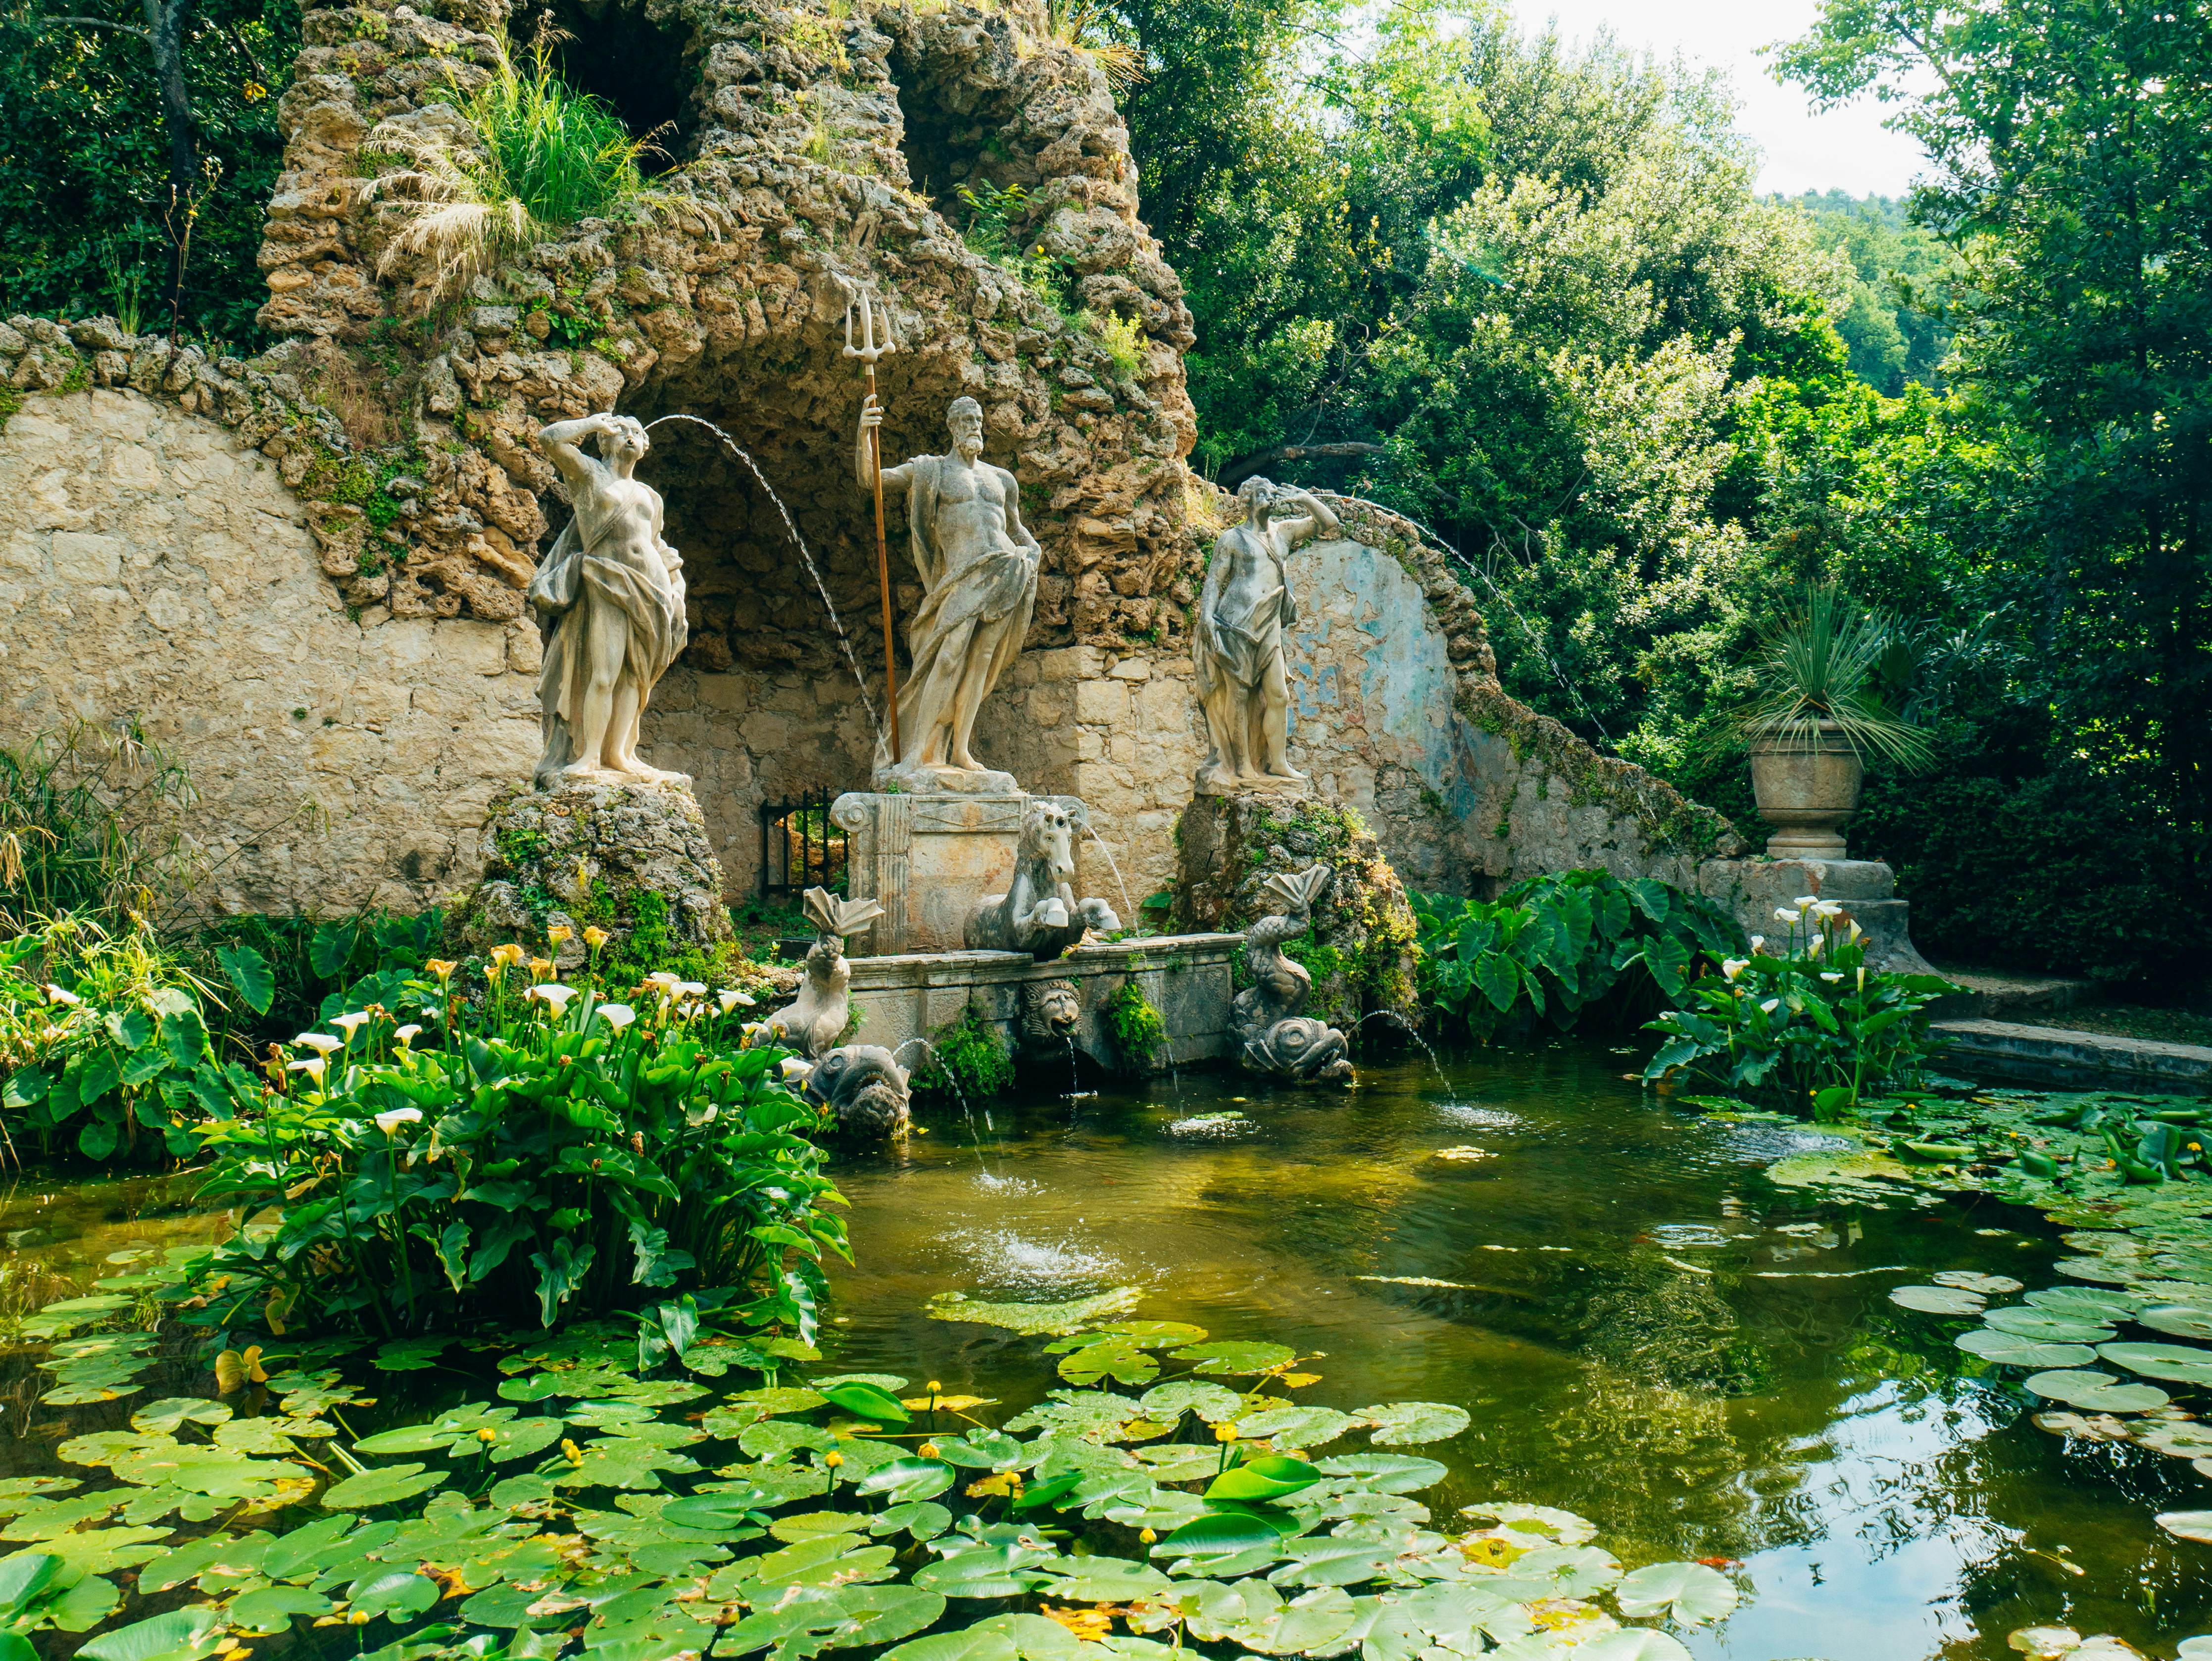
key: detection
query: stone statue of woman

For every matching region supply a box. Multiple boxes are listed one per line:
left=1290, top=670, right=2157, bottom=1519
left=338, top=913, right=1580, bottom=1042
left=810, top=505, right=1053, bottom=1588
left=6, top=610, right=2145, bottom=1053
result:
left=528, top=413, right=688, bottom=786
left=1193, top=476, right=1339, bottom=792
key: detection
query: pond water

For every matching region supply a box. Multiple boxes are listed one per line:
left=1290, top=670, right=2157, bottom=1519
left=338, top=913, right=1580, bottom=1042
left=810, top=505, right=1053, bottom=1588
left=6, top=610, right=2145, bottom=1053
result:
left=0, top=1041, right=2204, bottom=1659
left=822, top=1045, right=2209, bottom=1660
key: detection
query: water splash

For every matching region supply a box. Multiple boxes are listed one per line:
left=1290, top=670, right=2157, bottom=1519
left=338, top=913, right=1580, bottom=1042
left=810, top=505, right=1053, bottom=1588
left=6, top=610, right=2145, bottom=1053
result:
left=644, top=414, right=882, bottom=733
left=891, top=1035, right=1002, bottom=1182
left=1355, top=1008, right=1455, bottom=1102
left=1076, top=818, right=1136, bottom=924
left=1062, top=1035, right=1095, bottom=1103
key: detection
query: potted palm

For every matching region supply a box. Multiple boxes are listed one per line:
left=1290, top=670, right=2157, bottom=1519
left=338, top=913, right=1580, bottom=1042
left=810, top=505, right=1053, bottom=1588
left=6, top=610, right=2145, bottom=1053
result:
left=1738, top=586, right=1931, bottom=859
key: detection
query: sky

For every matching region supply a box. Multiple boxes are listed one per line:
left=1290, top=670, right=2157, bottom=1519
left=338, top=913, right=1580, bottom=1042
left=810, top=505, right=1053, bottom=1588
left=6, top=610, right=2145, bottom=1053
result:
left=1507, top=0, right=1933, bottom=199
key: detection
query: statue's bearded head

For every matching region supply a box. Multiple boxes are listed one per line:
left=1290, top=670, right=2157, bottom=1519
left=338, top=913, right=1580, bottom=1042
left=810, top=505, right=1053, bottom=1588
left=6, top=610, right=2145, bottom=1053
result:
left=946, top=396, right=985, bottom=462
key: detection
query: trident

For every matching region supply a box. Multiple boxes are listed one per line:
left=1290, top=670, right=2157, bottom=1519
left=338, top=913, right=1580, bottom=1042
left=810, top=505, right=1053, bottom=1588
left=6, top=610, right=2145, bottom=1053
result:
left=844, top=286, right=900, bottom=765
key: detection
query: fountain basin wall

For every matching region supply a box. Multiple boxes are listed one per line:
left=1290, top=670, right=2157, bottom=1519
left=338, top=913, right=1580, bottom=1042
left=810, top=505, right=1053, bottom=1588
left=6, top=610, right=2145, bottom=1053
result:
left=846, top=932, right=1241, bottom=1074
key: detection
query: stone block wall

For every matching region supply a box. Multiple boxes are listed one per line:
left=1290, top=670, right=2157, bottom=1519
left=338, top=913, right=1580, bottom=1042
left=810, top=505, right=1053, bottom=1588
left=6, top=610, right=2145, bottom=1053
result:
left=0, top=388, right=541, bottom=913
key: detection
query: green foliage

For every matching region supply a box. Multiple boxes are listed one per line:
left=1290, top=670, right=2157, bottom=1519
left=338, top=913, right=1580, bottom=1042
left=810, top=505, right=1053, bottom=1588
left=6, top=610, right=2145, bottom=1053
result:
left=0, top=723, right=198, bottom=935
left=954, top=182, right=1074, bottom=313
left=1100, top=979, right=1165, bottom=1072
left=0, top=912, right=241, bottom=1163
left=1736, top=583, right=1932, bottom=768
left=910, top=1007, right=1014, bottom=1104
left=0, top=0, right=298, bottom=341
left=197, top=908, right=445, bottom=1056
left=1643, top=899, right=1954, bottom=1118
left=1084, top=307, right=1144, bottom=380
left=1412, top=872, right=1741, bottom=1044
left=0, top=1276, right=1742, bottom=1661
left=187, top=969, right=846, bottom=1337
left=371, top=37, right=657, bottom=300
left=1780, top=190, right=1955, bottom=394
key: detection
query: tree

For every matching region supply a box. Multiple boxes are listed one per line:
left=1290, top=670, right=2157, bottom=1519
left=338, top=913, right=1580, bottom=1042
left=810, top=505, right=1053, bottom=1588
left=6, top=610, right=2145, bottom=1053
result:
left=1774, top=0, right=2212, bottom=868
left=0, top=0, right=297, bottom=340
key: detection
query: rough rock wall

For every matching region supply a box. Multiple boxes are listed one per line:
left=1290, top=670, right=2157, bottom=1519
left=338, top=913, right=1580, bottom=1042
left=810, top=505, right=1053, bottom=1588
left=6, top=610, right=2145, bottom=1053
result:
left=0, top=388, right=541, bottom=912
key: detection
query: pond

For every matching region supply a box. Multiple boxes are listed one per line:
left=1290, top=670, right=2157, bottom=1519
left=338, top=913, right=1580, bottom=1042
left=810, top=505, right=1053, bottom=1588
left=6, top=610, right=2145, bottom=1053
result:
left=822, top=1045, right=2208, bottom=1660
left=0, top=1041, right=2204, bottom=1659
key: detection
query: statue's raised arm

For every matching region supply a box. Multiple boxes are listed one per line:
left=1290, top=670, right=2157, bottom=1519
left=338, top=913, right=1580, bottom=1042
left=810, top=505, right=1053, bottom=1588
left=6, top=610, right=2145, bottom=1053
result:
left=1267, top=486, right=1340, bottom=553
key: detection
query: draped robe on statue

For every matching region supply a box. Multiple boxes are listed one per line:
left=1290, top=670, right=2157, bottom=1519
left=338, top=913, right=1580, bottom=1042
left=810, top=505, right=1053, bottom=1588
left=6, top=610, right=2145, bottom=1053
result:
left=528, top=510, right=688, bottom=786
left=889, top=452, right=1038, bottom=770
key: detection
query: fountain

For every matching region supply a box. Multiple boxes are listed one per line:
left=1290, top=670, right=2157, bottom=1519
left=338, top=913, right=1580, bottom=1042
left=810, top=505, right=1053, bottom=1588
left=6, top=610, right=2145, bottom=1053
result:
left=1230, top=865, right=1356, bottom=1085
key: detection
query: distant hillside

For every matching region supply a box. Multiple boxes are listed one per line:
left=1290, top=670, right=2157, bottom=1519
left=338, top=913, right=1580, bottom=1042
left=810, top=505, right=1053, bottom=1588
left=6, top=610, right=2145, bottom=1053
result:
left=1776, top=191, right=1956, bottom=394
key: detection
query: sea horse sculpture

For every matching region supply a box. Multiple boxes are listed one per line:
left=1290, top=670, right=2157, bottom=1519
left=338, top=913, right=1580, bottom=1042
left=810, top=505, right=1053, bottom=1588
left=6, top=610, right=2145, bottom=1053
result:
left=1231, top=864, right=1354, bottom=1084
left=964, top=799, right=1121, bottom=961
left=765, top=887, right=911, bottom=1139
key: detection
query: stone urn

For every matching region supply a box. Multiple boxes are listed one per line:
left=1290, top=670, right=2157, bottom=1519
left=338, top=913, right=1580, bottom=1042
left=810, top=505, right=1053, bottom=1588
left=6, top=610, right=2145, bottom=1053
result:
left=1749, top=720, right=1862, bottom=859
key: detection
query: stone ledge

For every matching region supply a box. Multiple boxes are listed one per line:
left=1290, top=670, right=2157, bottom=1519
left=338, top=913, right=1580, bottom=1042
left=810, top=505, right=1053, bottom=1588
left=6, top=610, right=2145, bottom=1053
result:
left=1934, top=1018, right=2212, bottom=1090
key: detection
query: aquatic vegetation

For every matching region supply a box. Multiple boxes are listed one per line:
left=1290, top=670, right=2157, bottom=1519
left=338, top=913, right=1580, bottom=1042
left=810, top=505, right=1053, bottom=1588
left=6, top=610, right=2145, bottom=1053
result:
left=1412, top=873, right=1740, bottom=1045
left=183, top=955, right=845, bottom=1338
left=0, top=1282, right=1752, bottom=1661
left=912, top=1008, right=1016, bottom=1104
left=1102, top=980, right=1166, bottom=1073
left=0, top=912, right=239, bottom=1163
left=1642, top=896, right=1953, bottom=1116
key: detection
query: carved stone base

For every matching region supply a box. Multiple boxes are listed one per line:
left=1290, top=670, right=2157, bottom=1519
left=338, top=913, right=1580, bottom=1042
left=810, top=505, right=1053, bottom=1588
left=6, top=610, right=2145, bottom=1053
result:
left=833, top=790, right=1089, bottom=955
left=458, top=777, right=735, bottom=972
left=872, top=760, right=1019, bottom=795
left=1195, top=768, right=1310, bottom=799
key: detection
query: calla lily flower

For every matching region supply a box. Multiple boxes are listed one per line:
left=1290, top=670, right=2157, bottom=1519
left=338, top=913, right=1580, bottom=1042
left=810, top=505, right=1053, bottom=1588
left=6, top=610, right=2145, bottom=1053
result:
left=425, top=959, right=457, bottom=982
left=779, top=1057, right=813, bottom=1082
left=1820, top=971, right=1844, bottom=983
left=1774, top=907, right=1799, bottom=924
left=677, top=980, right=707, bottom=997
left=583, top=926, right=610, bottom=949
left=331, top=1011, right=371, bottom=1039
left=546, top=925, right=573, bottom=948
left=645, top=971, right=682, bottom=988
left=1722, top=959, right=1749, bottom=980
left=717, top=988, right=755, bottom=1012
left=374, top=1107, right=423, bottom=1134
left=1793, top=895, right=1819, bottom=910
left=596, top=1003, right=637, bottom=1032
left=532, top=984, right=581, bottom=1013
left=43, top=984, right=81, bottom=1007
left=294, top=1032, right=343, bottom=1057
left=394, top=1024, right=423, bottom=1047
left=528, top=957, right=555, bottom=982
left=1748, top=935, right=1766, bottom=952
left=289, top=1057, right=327, bottom=1084
left=1759, top=997, right=1781, bottom=1014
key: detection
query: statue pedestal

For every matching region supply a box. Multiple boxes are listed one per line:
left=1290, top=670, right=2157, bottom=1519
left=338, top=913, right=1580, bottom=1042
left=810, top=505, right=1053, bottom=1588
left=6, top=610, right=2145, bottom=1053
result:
left=833, top=791, right=1091, bottom=955
left=1194, top=771, right=1310, bottom=800
left=1697, top=857, right=1932, bottom=975
left=459, top=777, right=735, bottom=971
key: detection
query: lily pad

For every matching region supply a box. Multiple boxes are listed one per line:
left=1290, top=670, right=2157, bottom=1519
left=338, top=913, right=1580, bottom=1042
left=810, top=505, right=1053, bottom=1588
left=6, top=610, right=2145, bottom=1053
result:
left=2021, top=1370, right=2170, bottom=1412
left=1980, top=1309, right=2118, bottom=1343
left=320, top=1464, right=448, bottom=1509
left=1890, top=1286, right=1987, bottom=1316
left=2097, top=1342, right=2212, bottom=1385
left=2138, top=1306, right=2212, bottom=1341
left=1955, top=1329, right=2099, bottom=1368
left=1355, top=1402, right=1470, bottom=1446
left=1613, top=1560, right=1737, bottom=1624
left=1173, top=1341, right=1297, bottom=1377
left=927, top=1289, right=1145, bottom=1337
left=1234, top=1406, right=1359, bottom=1449
left=1139, top=1382, right=1243, bottom=1424
left=2157, top=1511, right=2212, bottom=1544
left=1932, top=1271, right=2023, bottom=1295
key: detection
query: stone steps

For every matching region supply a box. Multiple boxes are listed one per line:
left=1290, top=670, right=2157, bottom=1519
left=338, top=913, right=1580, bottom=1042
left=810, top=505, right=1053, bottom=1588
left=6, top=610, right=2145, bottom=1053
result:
left=1933, top=1017, right=2212, bottom=1091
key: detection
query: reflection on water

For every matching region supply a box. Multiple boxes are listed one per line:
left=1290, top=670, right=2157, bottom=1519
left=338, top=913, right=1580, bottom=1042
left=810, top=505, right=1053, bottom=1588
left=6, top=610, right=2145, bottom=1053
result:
left=821, top=1045, right=2211, bottom=1660
left=0, top=1046, right=2205, bottom=1657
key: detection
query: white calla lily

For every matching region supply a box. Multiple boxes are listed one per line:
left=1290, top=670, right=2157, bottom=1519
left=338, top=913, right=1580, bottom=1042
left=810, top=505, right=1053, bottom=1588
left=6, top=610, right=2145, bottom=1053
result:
left=288, top=1056, right=326, bottom=1083
left=532, top=983, right=580, bottom=1014
left=1722, top=958, right=1749, bottom=981
left=374, top=1107, right=423, bottom=1134
left=717, top=988, right=756, bottom=1012
left=294, top=1032, right=343, bottom=1057
left=394, top=1024, right=423, bottom=1048
left=596, top=1003, right=637, bottom=1032
left=43, top=983, right=81, bottom=1007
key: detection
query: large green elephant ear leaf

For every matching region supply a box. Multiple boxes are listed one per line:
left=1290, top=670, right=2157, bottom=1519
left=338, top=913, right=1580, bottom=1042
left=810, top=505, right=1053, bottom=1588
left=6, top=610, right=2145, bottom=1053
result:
left=214, top=945, right=273, bottom=1016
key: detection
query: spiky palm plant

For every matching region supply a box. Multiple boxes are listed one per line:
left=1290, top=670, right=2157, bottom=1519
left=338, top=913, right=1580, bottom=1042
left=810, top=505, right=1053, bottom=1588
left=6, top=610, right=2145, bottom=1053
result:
left=1737, top=584, right=1934, bottom=770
